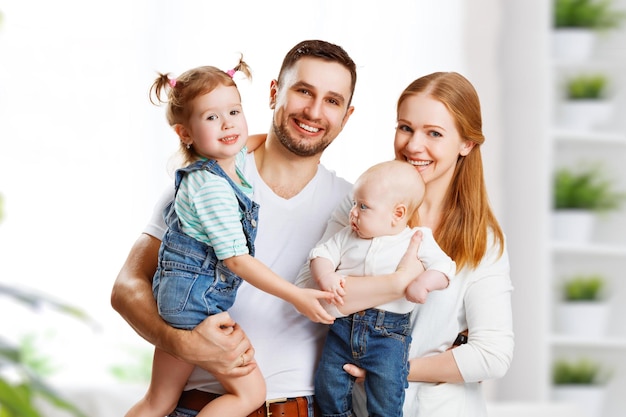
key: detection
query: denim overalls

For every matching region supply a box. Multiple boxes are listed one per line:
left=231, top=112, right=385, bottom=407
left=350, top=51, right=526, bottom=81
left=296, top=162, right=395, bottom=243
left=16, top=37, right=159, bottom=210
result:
left=152, top=159, right=260, bottom=330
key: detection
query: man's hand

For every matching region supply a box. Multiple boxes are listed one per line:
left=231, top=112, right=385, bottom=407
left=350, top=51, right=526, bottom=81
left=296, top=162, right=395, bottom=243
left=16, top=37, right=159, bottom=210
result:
left=181, top=311, right=256, bottom=378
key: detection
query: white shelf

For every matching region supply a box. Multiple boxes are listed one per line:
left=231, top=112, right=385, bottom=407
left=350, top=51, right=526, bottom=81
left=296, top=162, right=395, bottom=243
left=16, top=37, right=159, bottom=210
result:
left=551, top=129, right=626, bottom=144
left=550, top=335, right=626, bottom=349
left=551, top=242, right=626, bottom=256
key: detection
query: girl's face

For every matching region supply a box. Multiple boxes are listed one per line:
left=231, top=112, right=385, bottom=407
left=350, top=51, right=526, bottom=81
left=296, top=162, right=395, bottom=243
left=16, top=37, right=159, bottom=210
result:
left=394, top=93, right=474, bottom=192
left=182, top=85, right=248, bottom=161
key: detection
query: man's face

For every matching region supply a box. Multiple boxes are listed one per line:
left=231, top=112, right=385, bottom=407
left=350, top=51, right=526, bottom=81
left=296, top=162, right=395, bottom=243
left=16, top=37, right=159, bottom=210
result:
left=270, top=57, right=354, bottom=157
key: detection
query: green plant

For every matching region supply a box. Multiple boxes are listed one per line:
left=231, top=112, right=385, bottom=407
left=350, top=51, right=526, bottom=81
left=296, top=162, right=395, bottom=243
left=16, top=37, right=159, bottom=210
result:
left=0, top=283, right=92, bottom=417
left=554, top=0, right=626, bottom=30
left=562, top=274, right=606, bottom=301
left=553, top=358, right=609, bottom=385
left=566, top=73, right=609, bottom=99
left=553, top=165, right=626, bottom=212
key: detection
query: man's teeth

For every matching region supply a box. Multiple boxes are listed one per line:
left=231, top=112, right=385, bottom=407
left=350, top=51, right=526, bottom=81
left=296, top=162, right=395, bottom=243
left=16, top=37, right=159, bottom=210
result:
left=298, top=122, right=319, bottom=133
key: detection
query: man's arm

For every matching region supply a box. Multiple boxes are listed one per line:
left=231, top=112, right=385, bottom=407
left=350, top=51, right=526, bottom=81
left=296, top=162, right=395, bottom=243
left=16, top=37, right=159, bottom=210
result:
left=110, top=233, right=255, bottom=377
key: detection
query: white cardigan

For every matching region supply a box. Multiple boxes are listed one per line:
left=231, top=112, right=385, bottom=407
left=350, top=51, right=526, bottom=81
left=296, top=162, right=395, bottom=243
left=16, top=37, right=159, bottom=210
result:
left=324, top=196, right=514, bottom=417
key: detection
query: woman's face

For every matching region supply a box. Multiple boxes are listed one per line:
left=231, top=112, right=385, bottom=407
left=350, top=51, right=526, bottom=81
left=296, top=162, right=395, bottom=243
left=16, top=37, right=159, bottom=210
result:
left=394, top=93, right=474, bottom=191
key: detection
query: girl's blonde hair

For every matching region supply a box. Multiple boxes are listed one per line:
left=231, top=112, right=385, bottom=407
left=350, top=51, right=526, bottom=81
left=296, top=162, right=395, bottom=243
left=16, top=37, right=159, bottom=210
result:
left=150, top=55, right=252, bottom=165
left=398, top=72, right=504, bottom=270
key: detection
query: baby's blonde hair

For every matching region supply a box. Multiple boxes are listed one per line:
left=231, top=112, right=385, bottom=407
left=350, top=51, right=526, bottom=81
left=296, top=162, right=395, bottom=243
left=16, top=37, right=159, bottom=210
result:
left=356, top=160, right=425, bottom=221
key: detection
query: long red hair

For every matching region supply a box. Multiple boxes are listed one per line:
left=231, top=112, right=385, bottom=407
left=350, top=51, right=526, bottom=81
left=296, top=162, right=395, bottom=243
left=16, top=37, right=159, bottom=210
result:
left=398, top=72, right=504, bottom=270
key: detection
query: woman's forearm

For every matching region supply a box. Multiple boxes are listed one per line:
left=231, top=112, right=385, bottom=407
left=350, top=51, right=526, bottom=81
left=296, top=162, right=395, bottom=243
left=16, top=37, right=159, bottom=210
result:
left=408, top=350, right=464, bottom=383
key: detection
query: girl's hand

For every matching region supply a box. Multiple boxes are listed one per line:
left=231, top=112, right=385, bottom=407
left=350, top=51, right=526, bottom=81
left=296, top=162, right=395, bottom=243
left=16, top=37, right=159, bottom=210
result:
left=292, top=288, right=336, bottom=324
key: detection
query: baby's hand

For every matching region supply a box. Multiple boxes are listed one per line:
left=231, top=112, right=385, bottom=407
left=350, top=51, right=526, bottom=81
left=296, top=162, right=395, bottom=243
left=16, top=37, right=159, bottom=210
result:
left=316, top=272, right=346, bottom=305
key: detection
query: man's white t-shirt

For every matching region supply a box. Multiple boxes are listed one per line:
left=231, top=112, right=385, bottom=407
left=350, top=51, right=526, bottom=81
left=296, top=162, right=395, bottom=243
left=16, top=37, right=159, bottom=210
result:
left=144, top=152, right=352, bottom=399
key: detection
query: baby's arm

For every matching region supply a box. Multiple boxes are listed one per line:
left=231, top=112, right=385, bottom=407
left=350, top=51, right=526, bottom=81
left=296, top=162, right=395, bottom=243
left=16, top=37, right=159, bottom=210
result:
left=223, top=254, right=335, bottom=324
left=310, top=257, right=345, bottom=305
left=405, top=270, right=449, bottom=304
left=405, top=227, right=456, bottom=304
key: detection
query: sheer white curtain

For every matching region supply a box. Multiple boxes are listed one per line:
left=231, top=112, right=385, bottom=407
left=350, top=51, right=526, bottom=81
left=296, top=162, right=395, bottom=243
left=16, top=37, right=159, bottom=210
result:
left=0, top=0, right=502, bottom=398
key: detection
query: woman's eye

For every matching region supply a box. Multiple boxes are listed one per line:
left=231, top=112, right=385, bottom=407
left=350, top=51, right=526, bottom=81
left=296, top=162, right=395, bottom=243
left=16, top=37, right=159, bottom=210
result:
left=397, top=124, right=413, bottom=133
left=429, top=130, right=442, bottom=138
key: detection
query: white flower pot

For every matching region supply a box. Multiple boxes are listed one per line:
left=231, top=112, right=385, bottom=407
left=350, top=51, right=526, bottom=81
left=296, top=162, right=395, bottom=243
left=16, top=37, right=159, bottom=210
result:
left=553, top=28, right=596, bottom=62
left=552, top=210, right=595, bottom=243
left=555, top=301, right=610, bottom=338
left=552, top=385, right=606, bottom=417
left=557, top=99, right=614, bottom=131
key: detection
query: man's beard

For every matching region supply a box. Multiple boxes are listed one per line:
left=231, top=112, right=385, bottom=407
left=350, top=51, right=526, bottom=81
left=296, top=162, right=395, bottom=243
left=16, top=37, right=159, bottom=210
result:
left=272, top=119, right=333, bottom=157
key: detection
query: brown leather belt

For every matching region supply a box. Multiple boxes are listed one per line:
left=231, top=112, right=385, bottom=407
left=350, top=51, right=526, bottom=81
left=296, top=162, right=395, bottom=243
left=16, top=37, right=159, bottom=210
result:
left=177, top=389, right=320, bottom=417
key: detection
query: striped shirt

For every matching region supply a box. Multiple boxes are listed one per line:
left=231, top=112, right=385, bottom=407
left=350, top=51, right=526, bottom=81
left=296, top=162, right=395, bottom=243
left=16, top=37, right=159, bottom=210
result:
left=174, top=149, right=253, bottom=260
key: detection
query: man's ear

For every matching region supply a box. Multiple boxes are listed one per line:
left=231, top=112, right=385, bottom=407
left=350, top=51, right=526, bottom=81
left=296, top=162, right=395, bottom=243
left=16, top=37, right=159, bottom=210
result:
left=174, top=124, right=191, bottom=146
left=269, top=79, right=278, bottom=110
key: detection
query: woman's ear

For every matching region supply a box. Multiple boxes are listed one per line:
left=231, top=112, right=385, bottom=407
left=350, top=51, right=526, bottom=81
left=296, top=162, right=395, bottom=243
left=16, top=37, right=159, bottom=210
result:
left=460, top=140, right=476, bottom=156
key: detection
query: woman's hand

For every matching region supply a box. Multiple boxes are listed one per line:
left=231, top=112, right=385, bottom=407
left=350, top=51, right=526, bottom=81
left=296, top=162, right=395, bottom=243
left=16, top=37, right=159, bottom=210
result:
left=396, top=230, right=425, bottom=288
left=343, top=363, right=366, bottom=383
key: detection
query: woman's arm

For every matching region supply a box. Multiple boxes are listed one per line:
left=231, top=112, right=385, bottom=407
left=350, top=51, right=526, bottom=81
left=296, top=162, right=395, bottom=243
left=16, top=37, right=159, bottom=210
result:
left=111, top=233, right=255, bottom=377
left=339, top=231, right=425, bottom=314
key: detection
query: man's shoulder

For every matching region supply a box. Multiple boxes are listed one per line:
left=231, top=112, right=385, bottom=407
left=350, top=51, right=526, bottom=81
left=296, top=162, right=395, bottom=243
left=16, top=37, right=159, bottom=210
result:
left=316, top=163, right=353, bottom=193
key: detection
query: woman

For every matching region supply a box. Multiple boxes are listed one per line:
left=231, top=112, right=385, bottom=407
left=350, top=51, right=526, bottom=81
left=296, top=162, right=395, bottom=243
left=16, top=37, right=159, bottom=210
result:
left=321, top=72, right=514, bottom=416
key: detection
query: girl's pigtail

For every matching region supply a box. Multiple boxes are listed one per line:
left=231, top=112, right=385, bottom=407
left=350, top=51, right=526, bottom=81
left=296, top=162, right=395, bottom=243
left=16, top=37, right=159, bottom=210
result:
left=149, top=72, right=174, bottom=105
left=226, top=54, right=252, bottom=81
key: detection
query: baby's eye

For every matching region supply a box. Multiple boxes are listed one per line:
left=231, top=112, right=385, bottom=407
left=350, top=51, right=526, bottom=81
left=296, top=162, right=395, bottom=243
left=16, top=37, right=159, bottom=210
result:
left=207, top=114, right=217, bottom=121
left=359, top=203, right=368, bottom=210
left=230, top=109, right=240, bottom=116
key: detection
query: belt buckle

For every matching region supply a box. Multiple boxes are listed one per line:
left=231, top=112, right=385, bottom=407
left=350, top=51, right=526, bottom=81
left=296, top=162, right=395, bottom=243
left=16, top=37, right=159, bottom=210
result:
left=265, top=397, right=287, bottom=417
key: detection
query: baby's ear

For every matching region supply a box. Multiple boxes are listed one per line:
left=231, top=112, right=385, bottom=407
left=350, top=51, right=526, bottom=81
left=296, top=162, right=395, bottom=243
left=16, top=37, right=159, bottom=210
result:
left=393, top=204, right=407, bottom=222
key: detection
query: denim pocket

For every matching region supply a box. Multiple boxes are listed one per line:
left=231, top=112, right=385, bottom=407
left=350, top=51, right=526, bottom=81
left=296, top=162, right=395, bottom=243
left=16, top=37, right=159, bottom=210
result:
left=156, top=269, right=202, bottom=316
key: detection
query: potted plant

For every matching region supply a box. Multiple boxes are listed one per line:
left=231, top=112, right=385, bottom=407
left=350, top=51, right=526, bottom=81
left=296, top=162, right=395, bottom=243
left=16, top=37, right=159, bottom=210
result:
left=552, top=164, right=625, bottom=242
left=552, top=357, right=610, bottom=417
left=553, top=0, right=626, bottom=61
left=0, top=283, right=91, bottom=417
left=557, top=73, right=614, bottom=129
left=555, top=274, right=610, bottom=337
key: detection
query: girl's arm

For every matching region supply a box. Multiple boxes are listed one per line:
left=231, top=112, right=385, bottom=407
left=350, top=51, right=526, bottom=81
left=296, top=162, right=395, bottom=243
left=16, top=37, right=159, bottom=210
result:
left=223, top=255, right=335, bottom=324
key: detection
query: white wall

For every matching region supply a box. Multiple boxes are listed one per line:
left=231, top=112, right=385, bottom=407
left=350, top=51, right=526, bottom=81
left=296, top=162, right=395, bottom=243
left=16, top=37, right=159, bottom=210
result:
left=0, top=0, right=513, bottom=393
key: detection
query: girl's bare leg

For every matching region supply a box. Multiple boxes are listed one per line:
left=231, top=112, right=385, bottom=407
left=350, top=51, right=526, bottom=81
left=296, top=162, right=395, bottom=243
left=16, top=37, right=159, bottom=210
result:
left=125, top=347, right=194, bottom=417
left=197, top=365, right=266, bottom=416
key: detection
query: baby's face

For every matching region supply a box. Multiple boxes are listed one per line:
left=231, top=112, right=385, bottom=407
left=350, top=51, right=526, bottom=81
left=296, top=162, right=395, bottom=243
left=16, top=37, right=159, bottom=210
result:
left=349, top=180, right=398, bottom=239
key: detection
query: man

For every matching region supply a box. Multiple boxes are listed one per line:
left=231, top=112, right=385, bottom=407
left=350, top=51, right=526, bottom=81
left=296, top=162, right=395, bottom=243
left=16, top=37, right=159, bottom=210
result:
left=111, top=40, right=357, bottom=417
